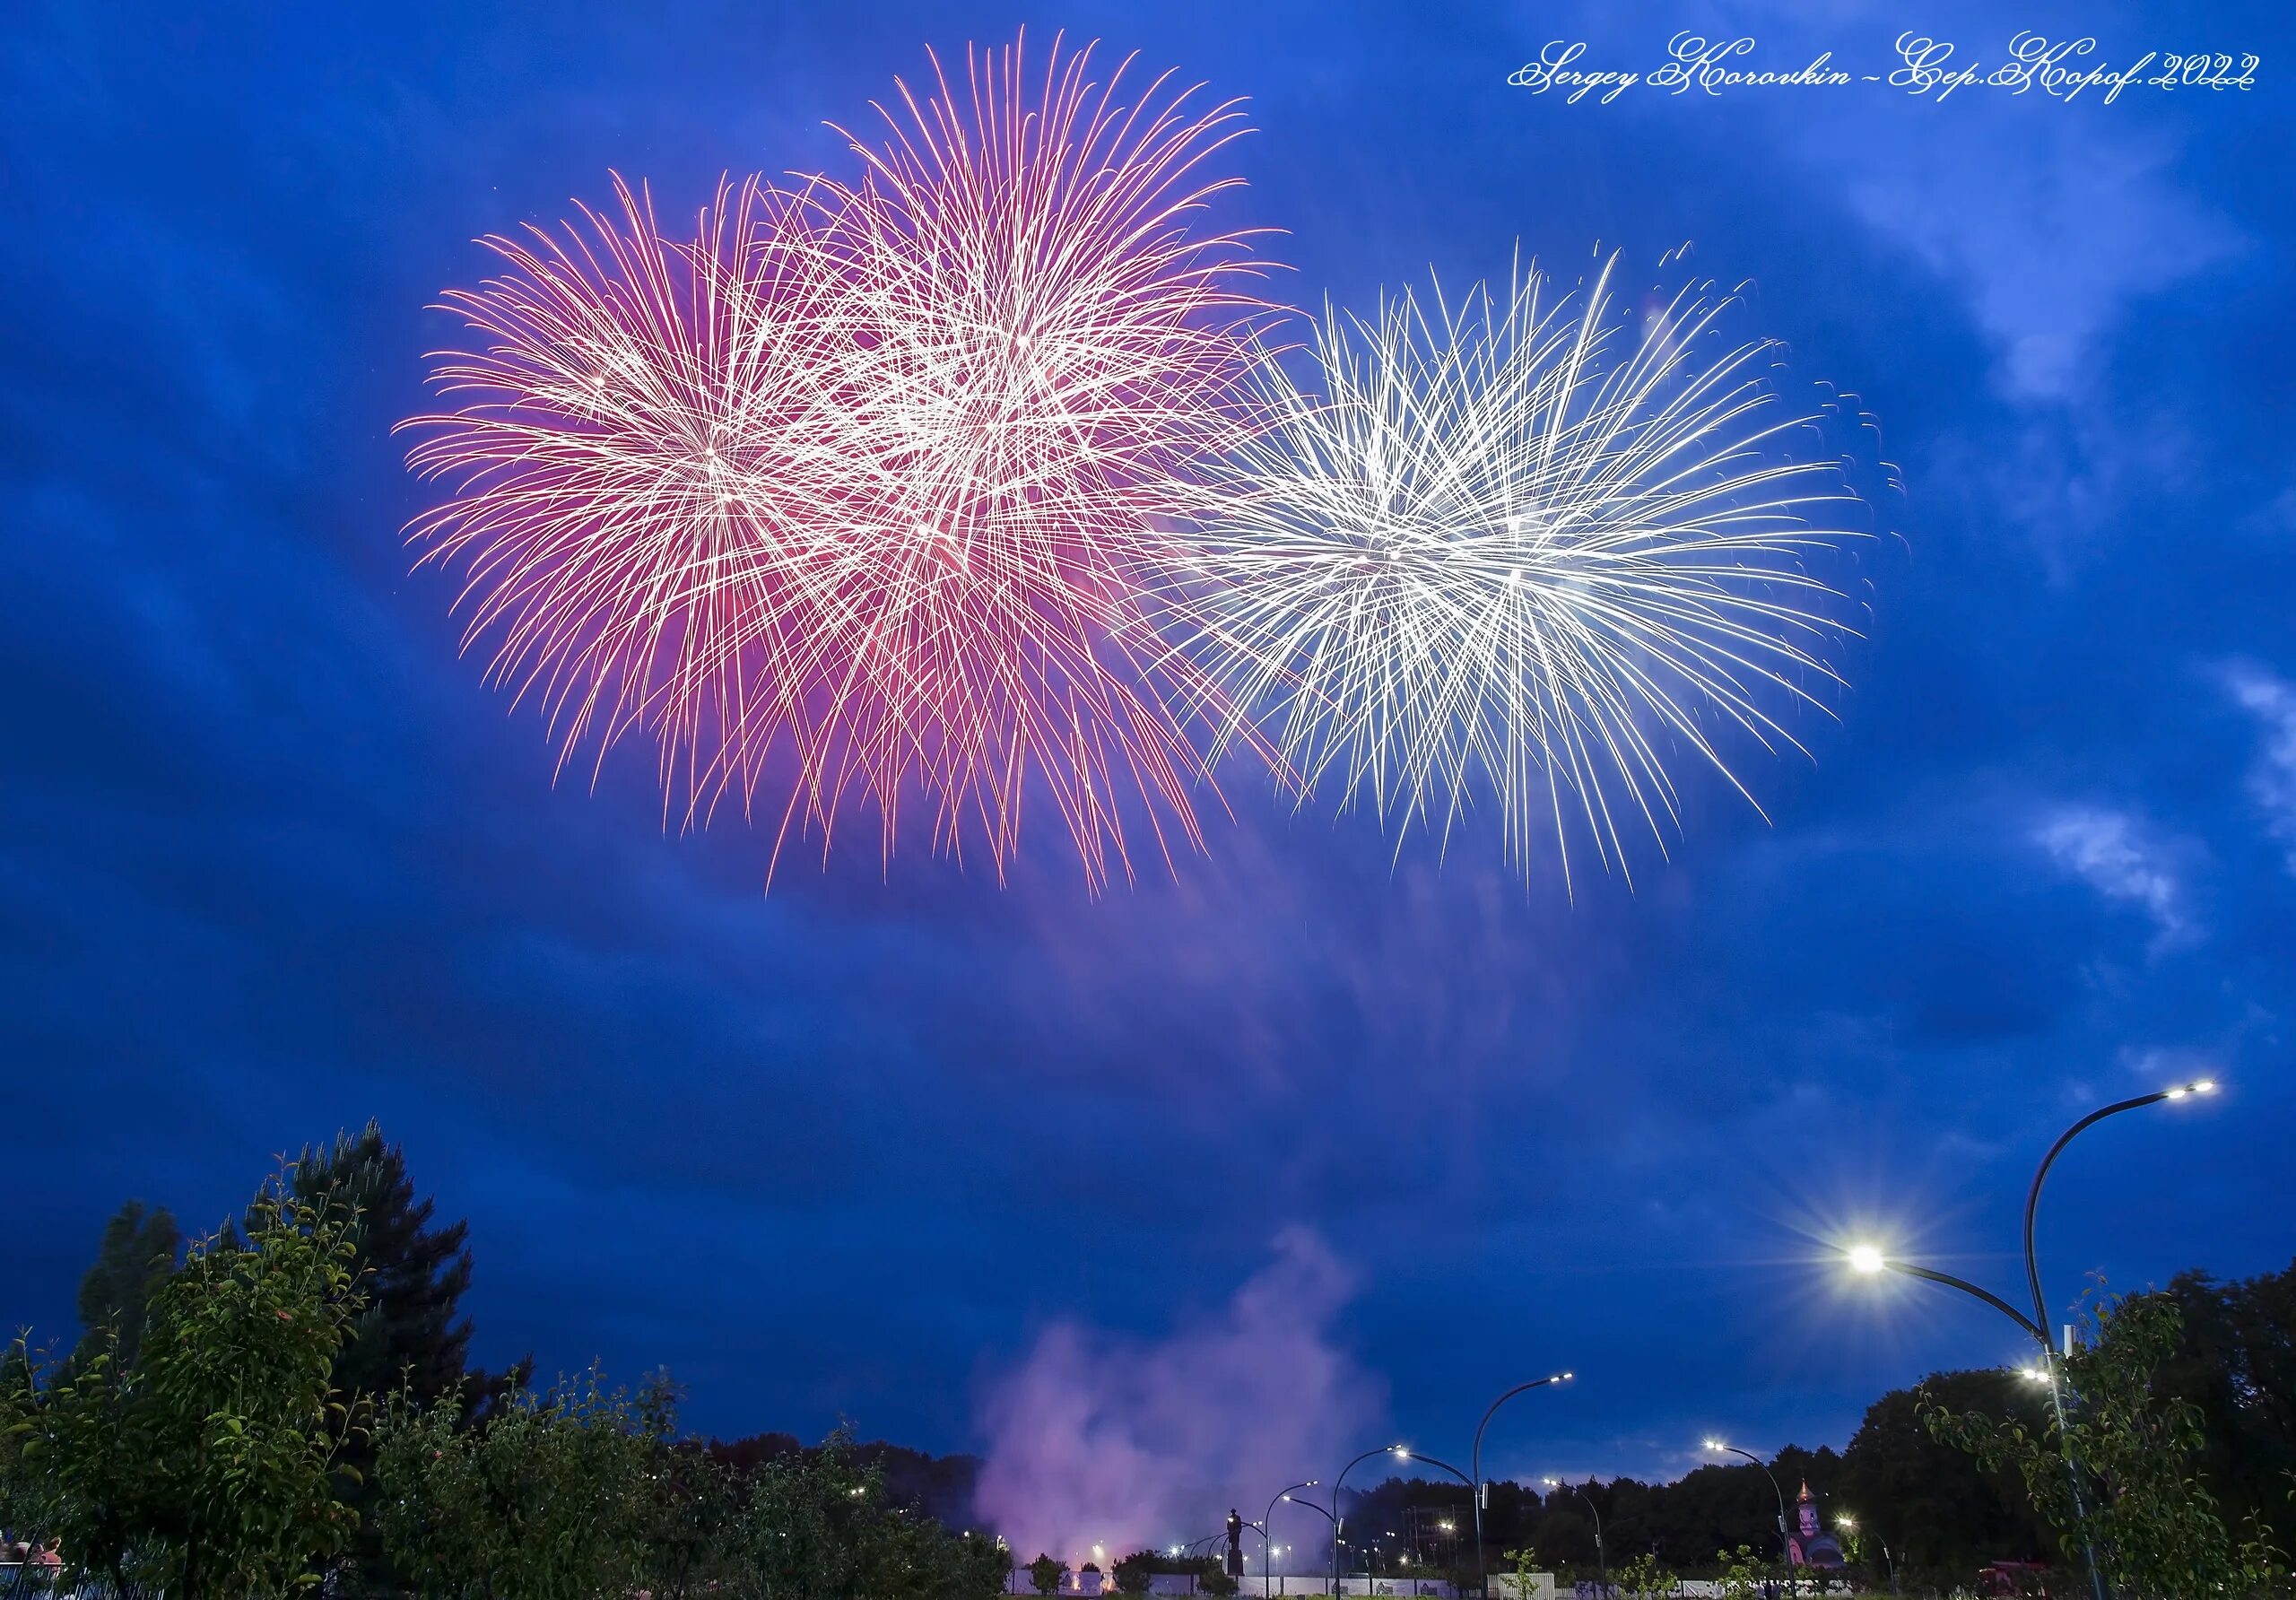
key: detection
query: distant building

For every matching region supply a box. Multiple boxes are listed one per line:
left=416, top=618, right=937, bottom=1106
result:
left=1404, top=1504, right=1462, bottom=1568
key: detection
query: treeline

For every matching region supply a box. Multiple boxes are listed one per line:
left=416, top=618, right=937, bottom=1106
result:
left=0, top=1125, right=1000, bottom=1600
left=1289, top=1263, right=2296, bottom=1593
left=707, top=1433, right=982, bottom=1532
left=6, top=1126, right=2292, bottom=1599
left=1327, top=1402, right=2039, bottom=1591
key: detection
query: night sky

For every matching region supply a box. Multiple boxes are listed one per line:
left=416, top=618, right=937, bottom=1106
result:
left=4, top=0, right=2294, bottom=1538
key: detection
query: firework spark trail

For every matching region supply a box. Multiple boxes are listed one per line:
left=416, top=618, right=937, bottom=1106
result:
left=402, top=34, right=1280, bottom=888
left=787, top=32, right=1283, bottom=884
left=402, top=173, right=862, bottom=830
left=1155, top=254, right=1866, bottom=890
left=401, top=40, right=1869, bottom=892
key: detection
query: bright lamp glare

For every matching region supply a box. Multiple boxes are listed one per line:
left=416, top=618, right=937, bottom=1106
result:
left=1847, top=1244, right=1887, bottom=1274
left=2191, top=1079, right=2217, bottom=1093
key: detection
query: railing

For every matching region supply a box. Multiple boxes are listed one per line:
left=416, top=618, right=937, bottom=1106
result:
left=0, top=1561, right=166, bottom=1600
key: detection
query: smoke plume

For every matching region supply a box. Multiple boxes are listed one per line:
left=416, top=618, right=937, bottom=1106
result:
left=975, top=1228, right=1381, bottom=1569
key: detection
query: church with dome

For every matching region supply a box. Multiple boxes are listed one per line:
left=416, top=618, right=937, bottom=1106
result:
left=1788, top=1483, right=1847, bottom=1571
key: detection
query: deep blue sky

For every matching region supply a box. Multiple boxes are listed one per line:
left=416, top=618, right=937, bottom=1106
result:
left=4, top=0, right=2294, bottom=1510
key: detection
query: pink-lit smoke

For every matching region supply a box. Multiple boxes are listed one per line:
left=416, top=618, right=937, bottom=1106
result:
left=975, top=1229, right=1381, bottom=1569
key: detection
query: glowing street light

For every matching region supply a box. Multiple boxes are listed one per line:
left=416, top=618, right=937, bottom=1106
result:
left=1837, top=1078, right=2222, bottom=1600
left=1541, top=1478, right=1607, bottom=1598
left=1833, top=1514, right=1898, bottom=1594
left=1330, top=1446, right=1410, bottom=1595
left=1701, top=1441, right=1792, bottom=1594
left=1336, top=1447, right=1474, bottom=1594
left=1470, top=1371, right=1576, bottom=1598
left=1262, top=1483, right=1318, bottom=1597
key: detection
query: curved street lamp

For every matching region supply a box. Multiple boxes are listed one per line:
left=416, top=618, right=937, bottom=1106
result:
left=1470, top=1374, right=1574, bottom=1599
left=1179, top=1532, right=1222, bottom=1592
left=1835, top=1514, right=1895, bottom=1596
left=1541, top=1478, right=1607, bottom=1599
left=1389, top=1450, right=1475, bottom=1597
left=1701, top=1441, right=1791, bottom=1596
left=1263, top=1483, right=1318, bottom=1598
left=1841, top=1077, right=2218, bottom=1600
left=1330, top=1445, right=1409, bottom=1596
left=1282, top=1492, right=1339, bottom=1530
left=1276, top=1490, right=1338, bottom=1593
left=1189, top=1527, right=1262, bottom=1595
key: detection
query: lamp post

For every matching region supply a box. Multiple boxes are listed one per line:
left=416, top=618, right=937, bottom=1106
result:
left=1330, top=1446, right=1409, bottom=1597
left=1181, top=1533, right=1223, bottom=1593
left=1265, top=1484, right=1318, bottom=1598
left=1843, top=1077, right=2219, bottom=1600
left=1192, top=1527, right=1261, bottom=1593
left=1388, top=1452, right=1474, bottom=1599
left=1701, top=1441, right=1791, bottom=1596
left=1277, top=1491, right=1338, bottom=1595
left=1541, top=1478, right=1607, bottom=1599
left=1835, top=1516, right=1894, bottom=1596
left=1470, top=1374, right=1574, bottom=1600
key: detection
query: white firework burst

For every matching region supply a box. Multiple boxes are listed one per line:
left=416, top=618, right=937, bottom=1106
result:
left=1160, top=253, right=1866, bottom=887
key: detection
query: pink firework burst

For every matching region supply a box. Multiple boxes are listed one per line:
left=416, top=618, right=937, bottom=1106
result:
left=403, top=172, right=856, bottom=824
left=403, top=35, right=1280, bottom=889
left=789, top=32, right=1283, bottom=883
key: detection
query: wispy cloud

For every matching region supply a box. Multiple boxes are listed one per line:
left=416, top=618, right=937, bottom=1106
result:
left=2033, top=804, right=2195, bottom=948
left=1841, top=120, right=2239, bottom=404
left=2222, top=663, right=2296, bottom=874
left=2118, top=1044, right=2222, bottom=1094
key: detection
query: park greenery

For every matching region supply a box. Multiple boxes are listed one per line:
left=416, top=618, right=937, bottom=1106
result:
left=0, top=1127, right=1004, bottom=1600
left=1923, top=1287, right=2289, bottom=1598
left=3, top=1124, right=2292, bottom=1597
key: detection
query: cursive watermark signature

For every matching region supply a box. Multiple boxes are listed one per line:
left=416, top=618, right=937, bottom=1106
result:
left=1507, top=31, right=2259, bottom=105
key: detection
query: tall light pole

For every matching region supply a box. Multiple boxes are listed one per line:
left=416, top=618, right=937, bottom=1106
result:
left=1382, top=1451, right=1474, bottom=1594
left=1265, top=1483, right=1318, bottom=1598
left=1836, top=1516, right=1894, bottom=1596
left=1843, top=1076, right=2218, bottom=1600
left=1471, top=1374, right=1574, bottom=1600
left=1701, top=1440, right=1791, bottom=1595
left=1184, top=1532, right=1223, bottom=1592
left=1541, top=1478, right=1606, bottom=1598
left=1277, top=1492, right=1337, bottom=1595
left=1330, top=1446, right=1409, bottom=1596
left=1194, top=1526, right=1264, bottom=1594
